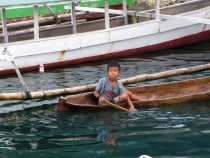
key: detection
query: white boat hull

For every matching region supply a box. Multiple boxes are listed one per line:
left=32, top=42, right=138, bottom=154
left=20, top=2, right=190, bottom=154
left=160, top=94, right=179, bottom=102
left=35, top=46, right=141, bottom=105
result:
left=0, top=4, right=210, bottom=75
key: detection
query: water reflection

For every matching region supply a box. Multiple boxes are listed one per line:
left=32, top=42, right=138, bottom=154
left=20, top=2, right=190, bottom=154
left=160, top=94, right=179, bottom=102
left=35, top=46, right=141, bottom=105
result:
left=0, top=101, right=209, bottom=157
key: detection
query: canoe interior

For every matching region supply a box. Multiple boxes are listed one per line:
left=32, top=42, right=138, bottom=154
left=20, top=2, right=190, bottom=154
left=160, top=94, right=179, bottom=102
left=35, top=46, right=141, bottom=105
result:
left=64, top=77, right=210, bottom=108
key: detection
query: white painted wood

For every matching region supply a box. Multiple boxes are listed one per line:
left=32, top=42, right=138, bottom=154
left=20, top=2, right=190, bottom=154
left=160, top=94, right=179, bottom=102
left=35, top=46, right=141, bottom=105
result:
left=33, top=5, right=39, bottom=40
left=123, top=0, right=128, bottom=25
left=64, top=6, right=124, bottom=15
left=128, top=12, right=210, bottom=25
left=71, top=2, right=77, bottom=34
left=160, top=14, right=210, bottom=25
left=1, top=8, right=9, bottom=43
left=104, top=0, right=110, bottom=29
left=155, top=0, right=160, bottom=20
left=0, top=54, right=13, bottom=62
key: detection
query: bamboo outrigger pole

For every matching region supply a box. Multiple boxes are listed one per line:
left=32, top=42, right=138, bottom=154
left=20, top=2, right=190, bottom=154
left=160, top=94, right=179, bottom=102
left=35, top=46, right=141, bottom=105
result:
left=0, top=63, right=210, bottom=101
left=1, top=48, right=30, bottom=93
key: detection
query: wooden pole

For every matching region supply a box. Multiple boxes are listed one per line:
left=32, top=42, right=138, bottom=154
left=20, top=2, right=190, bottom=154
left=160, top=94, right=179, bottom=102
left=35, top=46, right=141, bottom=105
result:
left=11, top=61, right=30, bottom=93
left=0, top=63, right=210, bottom=100
left=104, top=99, right=128, bottom=111
left=43, top=4, right=58, bottom=20
left=2, top=48, right=30, bottom=92
left=155, top=0, right=160, bottom=20
left=33, top=5, right=39, bottom=40
left=123, top=0, right=128, bottom=25
left=71, top=2, right=77, bottom=34
left=104, top=0, right=110, bottom=29
left=1, top=8, right=8, bottom=43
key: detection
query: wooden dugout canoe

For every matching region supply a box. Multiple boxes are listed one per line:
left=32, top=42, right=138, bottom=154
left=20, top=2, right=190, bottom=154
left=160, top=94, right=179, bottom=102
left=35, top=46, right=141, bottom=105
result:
left=57, top=76, right=210, bottom=111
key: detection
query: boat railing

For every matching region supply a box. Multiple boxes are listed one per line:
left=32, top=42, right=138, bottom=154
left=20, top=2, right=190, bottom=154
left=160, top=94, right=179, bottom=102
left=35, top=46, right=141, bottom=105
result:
left=1, top=0, right=210, bottom=44
left=0, top=0, right=129, bottom=44
left=65, top=0, right=128, bottom=31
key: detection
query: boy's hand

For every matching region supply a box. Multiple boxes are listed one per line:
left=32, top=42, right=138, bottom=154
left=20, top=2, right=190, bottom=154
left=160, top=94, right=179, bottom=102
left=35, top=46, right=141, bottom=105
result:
left=99, top=96, right=105, bottom=102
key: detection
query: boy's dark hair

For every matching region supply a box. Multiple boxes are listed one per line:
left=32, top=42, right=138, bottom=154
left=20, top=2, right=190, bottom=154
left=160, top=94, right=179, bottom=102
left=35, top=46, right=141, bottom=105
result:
left=107, top=61, right=121, bottom=71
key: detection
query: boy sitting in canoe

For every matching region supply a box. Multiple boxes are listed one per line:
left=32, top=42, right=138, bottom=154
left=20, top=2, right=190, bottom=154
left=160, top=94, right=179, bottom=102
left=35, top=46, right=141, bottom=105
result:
left=94, top=61, right=155, bottom=112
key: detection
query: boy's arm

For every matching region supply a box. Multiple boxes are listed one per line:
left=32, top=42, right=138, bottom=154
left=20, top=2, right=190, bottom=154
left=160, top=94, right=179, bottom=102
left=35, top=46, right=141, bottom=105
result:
left=94, top=90, right=100, bottom=98
left=94, top=77, right=105, bottom=99
left=94, top=90, right=105, bottom=102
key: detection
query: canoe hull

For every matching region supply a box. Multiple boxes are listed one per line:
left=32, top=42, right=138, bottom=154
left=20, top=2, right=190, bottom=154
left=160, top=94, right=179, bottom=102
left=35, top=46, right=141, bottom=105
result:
left=57, top=77, right=210, bottom=111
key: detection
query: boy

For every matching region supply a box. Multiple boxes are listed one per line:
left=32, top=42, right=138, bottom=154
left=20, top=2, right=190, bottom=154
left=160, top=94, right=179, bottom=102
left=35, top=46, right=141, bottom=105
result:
left=94, top=61, right=152, bottom=112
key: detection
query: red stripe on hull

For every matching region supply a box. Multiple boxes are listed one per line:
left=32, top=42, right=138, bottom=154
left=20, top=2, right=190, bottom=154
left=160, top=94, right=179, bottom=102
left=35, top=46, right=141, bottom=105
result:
left=1, top=30, right=210, bottom=76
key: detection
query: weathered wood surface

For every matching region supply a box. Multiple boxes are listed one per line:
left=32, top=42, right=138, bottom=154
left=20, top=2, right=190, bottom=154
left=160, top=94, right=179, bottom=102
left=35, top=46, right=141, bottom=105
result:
left=104, top=99, right=129, bottom=111
left=0, top=12, right=114, bottom=33
left=58, top=76, right=210, bottom=111
left=0, top=12, right=78, bottom=31
left=0, top=63, right=210, bottom=101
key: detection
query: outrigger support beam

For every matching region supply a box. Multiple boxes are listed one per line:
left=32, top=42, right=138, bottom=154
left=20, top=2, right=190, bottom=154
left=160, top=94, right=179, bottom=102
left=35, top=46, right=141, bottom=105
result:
left=1, top=48, right=30, bottom=93
left=43, top=4, right=58, bottom=20
left=160, top=14, right=210, bottom=25
left=128, top=12, right=210, bottom=25
left=65, top=6, right=123, bottom=14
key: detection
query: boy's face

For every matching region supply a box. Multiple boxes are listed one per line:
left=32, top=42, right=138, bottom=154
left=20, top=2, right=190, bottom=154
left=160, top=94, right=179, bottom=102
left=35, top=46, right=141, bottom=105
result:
left=107, top=66, right=121, bottom=80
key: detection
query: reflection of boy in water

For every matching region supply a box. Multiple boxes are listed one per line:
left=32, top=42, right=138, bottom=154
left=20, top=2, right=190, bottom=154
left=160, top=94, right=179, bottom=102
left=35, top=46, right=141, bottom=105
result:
left=97, top=126, right=117, bottom=146
left=94, top=61, right=155, bottom=112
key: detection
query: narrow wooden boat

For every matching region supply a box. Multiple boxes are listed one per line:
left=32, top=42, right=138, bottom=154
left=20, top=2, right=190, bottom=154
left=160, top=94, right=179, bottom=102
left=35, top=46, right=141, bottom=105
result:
left=58, top=76, right=210, bottom=111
